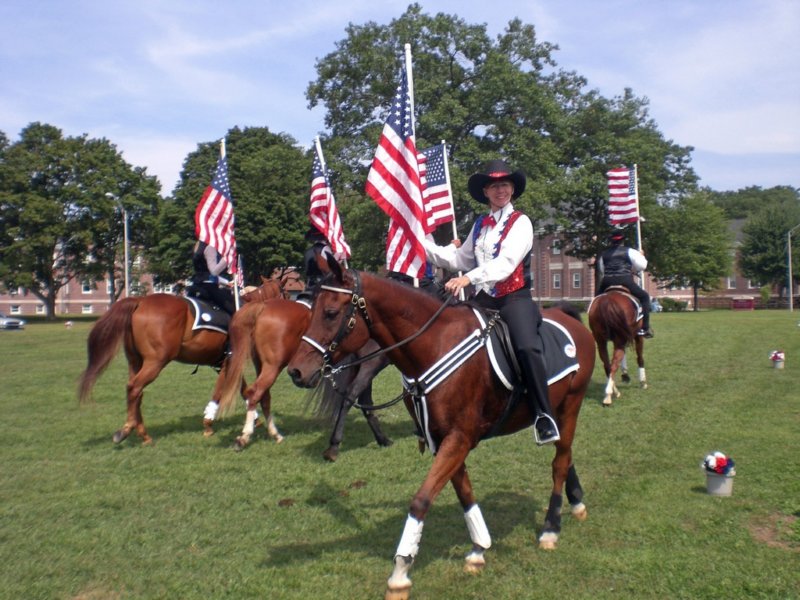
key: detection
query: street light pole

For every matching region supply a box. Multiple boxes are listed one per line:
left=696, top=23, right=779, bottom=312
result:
left=789, top=223, right=800, bottom=312
left=122, top=206, right=130, bottom=298
left=106, top=192, right=130, bottom=298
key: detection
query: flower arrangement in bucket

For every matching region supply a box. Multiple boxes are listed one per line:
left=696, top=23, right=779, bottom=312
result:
left=701, top=451, right=736, bottom=496
left=769, top=350, right=785, bottom=369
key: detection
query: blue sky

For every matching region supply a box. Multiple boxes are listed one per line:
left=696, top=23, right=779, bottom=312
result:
left=1, top=0, right=798, bottom=196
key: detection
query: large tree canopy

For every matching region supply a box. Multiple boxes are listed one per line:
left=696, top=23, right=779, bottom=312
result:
left=307, top=4, right=698, bottom=268
left=0, top=122, right=160, bottom=318
left=148, top=126, right=311, bottom=285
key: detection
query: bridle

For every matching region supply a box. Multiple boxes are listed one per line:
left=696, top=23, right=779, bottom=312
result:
left=301, top=269, right=454, bottom=381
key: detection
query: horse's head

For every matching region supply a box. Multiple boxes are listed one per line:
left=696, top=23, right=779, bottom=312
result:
left=287, top=257, right=371, bottom=388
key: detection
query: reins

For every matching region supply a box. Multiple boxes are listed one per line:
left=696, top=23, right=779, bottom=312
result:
left=304, top=270, right=457, bottom=409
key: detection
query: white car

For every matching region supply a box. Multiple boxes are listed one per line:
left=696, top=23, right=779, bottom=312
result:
left=0, top=312, right=26, bottom=329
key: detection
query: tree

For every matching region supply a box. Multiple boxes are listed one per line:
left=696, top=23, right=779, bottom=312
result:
left=148, top=126, right=311, bottom=286
left=306, top=4, right=697, bottom=266
left=646, top=192, right=733, bottom=310
left=0, top=123, right=159, bottom=318
left=738, top=200, right=800, bottom=297
left=709, top=185, right=799, bottom=220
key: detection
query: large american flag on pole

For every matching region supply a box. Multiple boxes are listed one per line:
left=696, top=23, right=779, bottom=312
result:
left=310, top=140, right=351, bottom=259
left=607, top=166, right=639, bottom=225
left=418, top=143, right=454, bottom=234
left=365, top=62, right=426, bottom=278
left=194, top=153, right=237, bottom=276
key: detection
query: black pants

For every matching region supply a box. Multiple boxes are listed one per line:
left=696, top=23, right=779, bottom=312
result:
left=194, top=282, right=236, bottom=315
left=599, top=275, right=650, bottom=328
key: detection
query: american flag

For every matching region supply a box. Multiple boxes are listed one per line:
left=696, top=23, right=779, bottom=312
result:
left=365, top=67, right=426, bottom=278
left=309, top=143, right=351, bottom=259
left=194, top=154, right=237, bottom=277
left=418, top=143, right=454, bottom=234
left=607, top=166, right=639, bottom=225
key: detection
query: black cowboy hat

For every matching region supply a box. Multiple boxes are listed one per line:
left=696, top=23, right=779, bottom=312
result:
left=467, top=159, right=526, bottom=204
left=304, top=226, right=327, bottom=242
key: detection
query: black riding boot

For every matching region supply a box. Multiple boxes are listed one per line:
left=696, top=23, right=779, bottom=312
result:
left=517, top=347, right=560, bottom=445
left=639, top=307, right=654, bottom=338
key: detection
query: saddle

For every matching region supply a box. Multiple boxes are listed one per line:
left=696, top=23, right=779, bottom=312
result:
left=185, top=296, right=231, bottom=334
left=589, top=286, right=644, bottom=322
left=401, top=305, right=579, bottom=453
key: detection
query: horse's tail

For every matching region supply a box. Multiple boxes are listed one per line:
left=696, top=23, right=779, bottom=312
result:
left=217, top=302, right=260, bottom=417
left=597, top=297, right=635, bottom=347
left=78, top=298, right=139, bottom=403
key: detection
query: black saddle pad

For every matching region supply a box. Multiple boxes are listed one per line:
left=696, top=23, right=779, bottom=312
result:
left=185, top=296, right=231, bottom=334
left=472, top=308, right=580, bottom=390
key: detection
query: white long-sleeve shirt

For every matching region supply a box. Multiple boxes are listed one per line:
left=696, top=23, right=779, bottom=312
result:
left=424, top=203, right=533, bottom=296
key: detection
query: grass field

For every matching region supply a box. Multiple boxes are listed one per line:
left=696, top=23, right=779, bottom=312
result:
left=1, top=309, right=798, bottom=599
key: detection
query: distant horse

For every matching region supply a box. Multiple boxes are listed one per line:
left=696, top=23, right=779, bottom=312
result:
left=587, top=288, right=648, bottom=406
left=77, top=278, right=287, bottom=445
left=216, top=298, right=392, bottom=460
left=287, top=262, right=595, bottom=599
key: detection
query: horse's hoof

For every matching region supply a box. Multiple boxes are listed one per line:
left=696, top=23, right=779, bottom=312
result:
left=202, top=419, right=215, bottom=437
left=571, top=503, right=588, bottom=521
left=621, top=373, right=631, bottom=384
left=142, top=436, right=154, bottom=446
left=112, top=430, right=128, bottom=444
left=464, top=554, right=486, bottom=574
left=379, top=438, right=394, bottom=448
left=385, top=585, right=411, bottom=600
left=602, top=398, right=612, bottom=406
left=234, top=437, right=249, bottom=452
left=640, top=382, right=648, bottom=390
left=323, top=448, right=339, bottom=462
left=274, top=434, right=285, bottom=444
left=538, top=532, right=558, bottom=550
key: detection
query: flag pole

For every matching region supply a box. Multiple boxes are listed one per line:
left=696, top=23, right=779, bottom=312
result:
left=632, top=163, right=645, bottom=285
left=440, top=140, right=464, bottom=301
left=222, top=138, right=242, bottom=311
left=404, top=43, right=420, bottom=288
left=313, top=136, right=348, bottom=269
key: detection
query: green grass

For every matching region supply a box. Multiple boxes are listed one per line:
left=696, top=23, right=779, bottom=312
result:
left=0, top=310, right=798, bottom=599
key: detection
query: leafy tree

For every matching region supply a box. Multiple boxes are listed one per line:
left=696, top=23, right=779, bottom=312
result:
left=148, top=126, right=311, bottom=286
left=738, top=200, right=800, bottom=296
left=646, top=192, right=733, bottom=310
left=709, top=185, right=799, bottom=220
left=307, top=4, right=697, bottom=266
left=0, top=123, right=159, bottom=318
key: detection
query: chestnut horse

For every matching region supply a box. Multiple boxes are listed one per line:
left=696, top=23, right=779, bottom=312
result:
left=216, top=298, right=392, bottom=460
left=587, top=288, right=647, bottom=406
left=287, top=262, right=595, bottom=599
left=77, top=279, right=286, bottom=445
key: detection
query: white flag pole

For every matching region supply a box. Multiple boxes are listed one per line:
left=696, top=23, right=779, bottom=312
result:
left=632, top=163, right=645, bottom=286
left=313, top=136, right=348, bottom=269
left=221, top=139, right=241, bottom=311
left=440, top=140, right=464, bottom=301
left=404, top=43, right=420, bottom=287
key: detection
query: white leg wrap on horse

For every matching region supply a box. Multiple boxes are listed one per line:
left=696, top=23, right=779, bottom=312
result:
left=638, top=367, right=646, bottom=380
left=464, top=505, right=492, bottom=549
left=203, top=400, right=219, bottom=421
left=396, top=514, right=424, bottom=558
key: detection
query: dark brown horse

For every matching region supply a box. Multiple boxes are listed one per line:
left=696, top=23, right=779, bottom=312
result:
left=216, top=298, right=392, bottom=460
left=588, top=288, right=648, bottom=406
left=78, top=278, right=287, bottom=444
left=286, top=262, right=595, bottom=599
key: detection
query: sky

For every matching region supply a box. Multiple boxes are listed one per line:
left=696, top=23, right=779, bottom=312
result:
left=1, top=0, right=798, bottom=197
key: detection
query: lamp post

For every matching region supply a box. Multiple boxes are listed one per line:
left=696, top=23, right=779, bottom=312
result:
left=106, top=193, right=130, bottom=298
left=789, top=223, right=800, bottom=312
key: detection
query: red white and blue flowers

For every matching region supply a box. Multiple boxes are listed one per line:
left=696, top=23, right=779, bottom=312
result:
left=702, top=451, right=736, bottom=476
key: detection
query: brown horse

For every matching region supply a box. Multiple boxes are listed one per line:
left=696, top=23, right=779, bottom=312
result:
left=587, top=288, right=648, bottom=406
left=286, top=262, right=595, bottom=599
left=216, top=298, right=392, bottom=460
left=77, top=278, right=286, bottom=445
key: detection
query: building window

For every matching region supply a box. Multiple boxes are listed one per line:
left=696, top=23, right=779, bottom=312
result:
left=572, top=272, right=581, bottom=289
left=10, top=305, right=21, bottom=315
left=748, top=280, right=759, bottom=289
left=82, top=304, right=93, bottom=315
left=552, top=243, right=561, bottom=255
left=106, top=279, right=113, bottom=294
left=553, top=273, right=561, bottom=290
left=82, top=281, right=93, bottom=294
left=36, top=305, right=45, bottom=315
left=727, top=276, right=736, bottom=289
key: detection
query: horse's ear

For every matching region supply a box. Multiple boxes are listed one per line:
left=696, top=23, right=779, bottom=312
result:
left=325, top=253, right=344, bottom=282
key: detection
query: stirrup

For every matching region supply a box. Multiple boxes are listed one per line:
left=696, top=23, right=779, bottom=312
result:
left=533, top=414, right=561, bottom=446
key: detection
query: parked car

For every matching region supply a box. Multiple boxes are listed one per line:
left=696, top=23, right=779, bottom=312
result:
left=0, top=312, right=26, bottom=329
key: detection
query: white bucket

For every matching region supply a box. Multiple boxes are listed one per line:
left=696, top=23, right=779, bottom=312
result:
left=773, top=360, right=785, bottom=369
left=706, top=472, right=734, bottom=496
